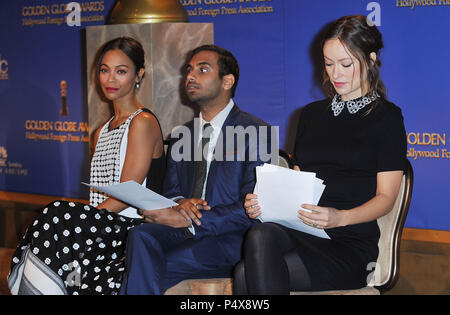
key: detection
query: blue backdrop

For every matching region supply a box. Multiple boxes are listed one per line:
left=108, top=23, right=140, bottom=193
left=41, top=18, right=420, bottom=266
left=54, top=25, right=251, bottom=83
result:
left=0, top=0, right=449, bottom=231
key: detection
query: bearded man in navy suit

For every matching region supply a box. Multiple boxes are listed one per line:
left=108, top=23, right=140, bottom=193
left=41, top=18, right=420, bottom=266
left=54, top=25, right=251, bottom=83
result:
left=120, top=45, right=277, bottom=295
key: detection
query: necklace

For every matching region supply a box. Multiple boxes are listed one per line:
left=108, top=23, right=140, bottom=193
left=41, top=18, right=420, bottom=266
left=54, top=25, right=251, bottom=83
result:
left=331, top=92, right=378, bottom=116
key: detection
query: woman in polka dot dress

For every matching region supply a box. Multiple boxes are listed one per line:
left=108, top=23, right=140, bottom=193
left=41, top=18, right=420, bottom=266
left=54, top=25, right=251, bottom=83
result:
left=8, top=37, right=165, bottom=295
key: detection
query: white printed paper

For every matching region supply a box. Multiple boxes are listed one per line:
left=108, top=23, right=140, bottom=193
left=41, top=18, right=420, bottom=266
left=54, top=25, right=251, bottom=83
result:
left=254, top=164, right=330, bottom=239
left=82, top=181, right=177, bottom=210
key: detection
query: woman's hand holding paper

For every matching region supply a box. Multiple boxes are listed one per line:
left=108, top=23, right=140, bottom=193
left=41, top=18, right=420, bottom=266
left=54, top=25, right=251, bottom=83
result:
left=298, top=204, right=344, bottom=229
left=244, top=193, right=261, bottom=219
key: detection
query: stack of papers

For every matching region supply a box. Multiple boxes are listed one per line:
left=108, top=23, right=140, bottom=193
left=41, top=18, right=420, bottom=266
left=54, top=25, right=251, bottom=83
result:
left=255, top=164, right=330, bottom=239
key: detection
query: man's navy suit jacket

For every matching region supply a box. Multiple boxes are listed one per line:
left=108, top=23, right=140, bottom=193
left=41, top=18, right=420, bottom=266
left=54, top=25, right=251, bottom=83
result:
left=163, top=104, right=275, bottom=265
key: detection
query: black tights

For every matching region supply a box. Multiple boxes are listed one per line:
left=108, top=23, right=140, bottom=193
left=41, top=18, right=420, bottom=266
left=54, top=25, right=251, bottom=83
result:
left=233, top=223, right=312, bottom=295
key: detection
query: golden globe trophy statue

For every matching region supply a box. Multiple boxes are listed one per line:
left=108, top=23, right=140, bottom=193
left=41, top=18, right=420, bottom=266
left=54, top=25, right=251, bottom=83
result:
left=60, top=80, right=69, bottom=116
left=107, top=0, right=188, bottom=24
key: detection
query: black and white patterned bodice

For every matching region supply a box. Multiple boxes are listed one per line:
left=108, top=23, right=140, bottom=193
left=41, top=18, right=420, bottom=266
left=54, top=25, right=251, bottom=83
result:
left=89, top=109, right=143, bottom=207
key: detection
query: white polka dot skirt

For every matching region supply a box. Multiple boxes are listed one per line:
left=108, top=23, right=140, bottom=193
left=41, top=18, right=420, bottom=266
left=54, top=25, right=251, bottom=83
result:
left=9, top=200, right=142, bottom=295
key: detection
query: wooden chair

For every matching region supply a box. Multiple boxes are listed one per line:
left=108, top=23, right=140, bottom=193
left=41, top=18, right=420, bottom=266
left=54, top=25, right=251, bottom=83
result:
left=165, top=159, right=414, bottom=295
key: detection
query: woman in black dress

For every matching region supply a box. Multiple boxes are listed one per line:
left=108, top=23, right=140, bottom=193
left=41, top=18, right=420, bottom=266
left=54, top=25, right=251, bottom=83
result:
left=8, top=37, right=165, bottom=295
left=234, top=15, right=407, bottom=294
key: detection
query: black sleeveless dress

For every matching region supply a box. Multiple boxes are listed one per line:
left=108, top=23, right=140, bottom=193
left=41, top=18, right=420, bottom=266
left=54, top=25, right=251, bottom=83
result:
left=8, top=108, right=165, bottom=295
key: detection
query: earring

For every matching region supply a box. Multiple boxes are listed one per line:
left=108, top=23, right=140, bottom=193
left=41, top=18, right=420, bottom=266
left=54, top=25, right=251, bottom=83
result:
left=136, top=81, right=141, bottom=89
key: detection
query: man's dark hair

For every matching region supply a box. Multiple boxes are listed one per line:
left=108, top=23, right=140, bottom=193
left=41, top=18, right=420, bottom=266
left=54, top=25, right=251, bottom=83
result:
left=188, top=45, right=240, bottom=98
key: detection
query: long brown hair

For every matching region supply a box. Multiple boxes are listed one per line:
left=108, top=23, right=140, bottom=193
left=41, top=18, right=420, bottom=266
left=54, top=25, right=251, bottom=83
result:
left=321, top=15, right=387, bottom=102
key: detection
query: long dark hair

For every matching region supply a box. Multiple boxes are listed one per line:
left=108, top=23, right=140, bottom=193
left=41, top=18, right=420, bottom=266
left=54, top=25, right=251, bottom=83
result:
left=321, top=15, right=387, bottom=101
